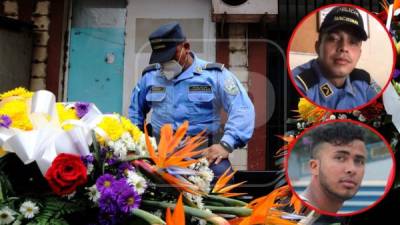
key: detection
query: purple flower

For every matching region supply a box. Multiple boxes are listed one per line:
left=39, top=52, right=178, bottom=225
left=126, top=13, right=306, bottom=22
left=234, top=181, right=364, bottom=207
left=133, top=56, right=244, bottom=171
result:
left=98, top=212, right=118, bottom=225
left=98, top=189, right=118, bottom=214
left=118, top=162, right=134, bottom=176
left=102, top=148, right=117, bottom=166
left=75, top=102, right=90, bottom=118
left=81, top=154, right=94, bottom=165
left=96, top=174, right=116, bottom=193
left=394, top=69, right=400, bottom=79
left=0, top=115, right=11, bottom=128
left=110, top=178, right=131, bottom=196
left=117, top=188, right=141, bottom=213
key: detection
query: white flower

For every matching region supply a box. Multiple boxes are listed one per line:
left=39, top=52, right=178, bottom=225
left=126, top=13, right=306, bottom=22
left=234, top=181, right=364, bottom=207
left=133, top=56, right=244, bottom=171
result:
left=358, top=114, right=366, bottom=122
left=126, top=171, right=147, bottom=194
left=19, top=201, right=39, bottom=219
left=121, top=132, right=131, bottom=141
left=112, top=140, right=128, bottom=160
left=86, top=185, right=100, bottom=202
left=86, top=164, right=94, bottom=175
left=0, top=207, right=16, bottom=225
left=329, top=114, right=336, bottom=120
left=183, top=192, right=204, bottom=209
left=338, top=114, right=347, bottom=119
left=11, top=220, right=21, bottom=225
left=66, top=191, right=76, bottom=199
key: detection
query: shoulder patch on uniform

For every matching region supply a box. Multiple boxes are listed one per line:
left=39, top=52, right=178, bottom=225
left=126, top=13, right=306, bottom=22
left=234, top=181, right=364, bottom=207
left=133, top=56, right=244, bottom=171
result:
left=320, top=83, right=334, bottom=98
left=296, top=69, right=319, bottom=91
left=224, top=77, right=239, bottom=95
left=142, top=63, right=161, bottom=76
left=350, top=69, right=371, bottom=84
left=203, top=63, right=224, bottom=71
left=370, top=79, right=382, bottom=93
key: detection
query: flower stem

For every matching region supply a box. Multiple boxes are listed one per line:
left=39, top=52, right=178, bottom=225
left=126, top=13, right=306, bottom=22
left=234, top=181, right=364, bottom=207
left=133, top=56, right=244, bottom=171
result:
left=204, top=205, right=252, bottom=217
left=132, top=208, right=166, bottom=225
left=142, top=200, right=230, bottom=225
left=204, top=195, right=247, bottom=207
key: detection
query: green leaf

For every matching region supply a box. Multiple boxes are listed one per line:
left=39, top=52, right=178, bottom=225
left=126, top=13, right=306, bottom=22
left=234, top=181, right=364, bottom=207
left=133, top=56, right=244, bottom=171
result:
left=204, top=205, right=252, bottom=217
left=131, top=208, right=166, bottom=225
left=204, top=195, right=247, bottom=207
left=142, top=200, right=229, bottom=225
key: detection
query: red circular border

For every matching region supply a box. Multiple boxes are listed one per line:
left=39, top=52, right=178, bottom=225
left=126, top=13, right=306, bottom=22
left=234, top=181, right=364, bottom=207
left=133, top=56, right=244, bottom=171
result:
left=286, top=3, right=396, bottom=113
left=284, top=119, right=396, bottom=217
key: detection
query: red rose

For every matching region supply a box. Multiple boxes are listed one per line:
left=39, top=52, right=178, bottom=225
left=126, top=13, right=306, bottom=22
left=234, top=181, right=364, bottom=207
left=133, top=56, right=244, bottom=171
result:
left=359, top=101, right=384, bottom=121
left=45, top=153, right=87, bottom=196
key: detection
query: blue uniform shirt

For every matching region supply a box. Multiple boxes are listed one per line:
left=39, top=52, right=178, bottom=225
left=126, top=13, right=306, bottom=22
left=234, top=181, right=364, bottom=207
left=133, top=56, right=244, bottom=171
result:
left=292, top=59, right=380, bottom=110
left=128, top=53, right=255, bottom=149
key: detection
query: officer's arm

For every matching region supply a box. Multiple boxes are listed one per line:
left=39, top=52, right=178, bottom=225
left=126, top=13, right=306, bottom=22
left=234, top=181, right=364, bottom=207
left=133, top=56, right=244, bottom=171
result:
left=128, top=78, right=150, bottom=131
left=217, top=70, right=255, bottom=150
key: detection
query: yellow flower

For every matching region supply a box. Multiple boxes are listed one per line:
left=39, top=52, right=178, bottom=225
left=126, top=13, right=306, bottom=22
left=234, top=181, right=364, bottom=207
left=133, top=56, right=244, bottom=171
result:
left=56, top=103, right=78, bottom=130
left=121, top=116, right=142, bottom=142
left=0, top=87, right=33, bottom=101
left=0, top=100, right=33, bottom=130
left=297, top=98, right=314, bottom=120
left=0, top=147, right=7, bottom=157
left=97, top=116, right=124, bottom=141
left=297, top=98, right=328, bottom=123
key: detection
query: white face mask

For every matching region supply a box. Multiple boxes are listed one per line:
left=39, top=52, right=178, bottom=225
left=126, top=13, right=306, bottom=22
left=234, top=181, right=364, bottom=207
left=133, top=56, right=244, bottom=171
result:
left=161, top=47, right=186, bottom=80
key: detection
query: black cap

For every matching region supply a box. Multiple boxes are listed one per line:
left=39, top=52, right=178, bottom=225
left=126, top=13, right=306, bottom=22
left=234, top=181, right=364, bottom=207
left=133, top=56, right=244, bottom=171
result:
left=148, top=22, right=186, bottom=64
left=319, top=6, right=368, bottom=41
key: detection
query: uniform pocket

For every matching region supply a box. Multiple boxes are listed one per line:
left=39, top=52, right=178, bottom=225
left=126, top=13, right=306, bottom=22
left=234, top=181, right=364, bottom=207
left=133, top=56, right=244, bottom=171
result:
left=188, top=93, right=215, bottom=112
left=146, top=92, right=167, bottom=114
left=146, top=92, right=166, bottom=102
left=188, top=93, right=214, bottom=102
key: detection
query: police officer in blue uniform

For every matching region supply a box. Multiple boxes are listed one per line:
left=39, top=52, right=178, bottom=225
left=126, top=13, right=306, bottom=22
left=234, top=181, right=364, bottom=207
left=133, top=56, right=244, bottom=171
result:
left=291, top=6, right=381, bottom=110
left=128, top=22, right=255, bottom=181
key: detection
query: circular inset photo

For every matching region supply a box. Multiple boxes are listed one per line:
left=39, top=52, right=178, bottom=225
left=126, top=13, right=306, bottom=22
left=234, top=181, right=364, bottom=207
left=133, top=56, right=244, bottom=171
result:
left=288, top=4, right=395, bottom=111
left=286, top=120, right=395, bottom=216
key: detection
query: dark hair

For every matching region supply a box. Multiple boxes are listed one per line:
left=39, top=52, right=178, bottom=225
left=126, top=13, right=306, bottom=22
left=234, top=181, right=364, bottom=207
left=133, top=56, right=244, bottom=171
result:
left=309, top=122, right=365, bottom=158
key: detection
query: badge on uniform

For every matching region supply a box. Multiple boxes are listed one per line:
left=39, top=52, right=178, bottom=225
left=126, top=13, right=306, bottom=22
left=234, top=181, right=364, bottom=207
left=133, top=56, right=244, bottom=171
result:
left=320, top=83, right=333, bottom=98
left=189, top=86, right=212, bottom=92
left=224, top=77, right=239, bottom=95
left=195, top=66, right=203, bottom=74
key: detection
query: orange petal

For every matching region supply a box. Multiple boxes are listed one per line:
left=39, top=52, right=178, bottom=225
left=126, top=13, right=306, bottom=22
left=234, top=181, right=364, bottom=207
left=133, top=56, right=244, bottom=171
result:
left=158, top=124, right=173, bottom=167
left=168, top=121, right=189, bottom=153
left=218, top=181, right=247, bottom=194
left=144, top=124, right=159, bottom=166
left=222, top=192, right=247, bottom=198
left=212, top=167, right=235, bottom=193
left=166, top=207, right=175, bottom=225
left=173, top=194, right=185, bottom=225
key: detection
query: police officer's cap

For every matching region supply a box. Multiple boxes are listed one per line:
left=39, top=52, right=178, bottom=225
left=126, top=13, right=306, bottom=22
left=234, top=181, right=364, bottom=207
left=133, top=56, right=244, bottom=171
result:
left=148, top=22, right=186, bottom=64
left=320, top=6, right=368, bottom=41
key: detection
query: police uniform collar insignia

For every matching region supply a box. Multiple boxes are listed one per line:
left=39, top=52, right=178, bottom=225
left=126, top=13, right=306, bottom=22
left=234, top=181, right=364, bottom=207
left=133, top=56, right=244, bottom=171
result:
left=320, top=83, right=334, bottom=98
left=195, top=66, right=203, bottom=74
left=224, top=77, right=239, bottom=95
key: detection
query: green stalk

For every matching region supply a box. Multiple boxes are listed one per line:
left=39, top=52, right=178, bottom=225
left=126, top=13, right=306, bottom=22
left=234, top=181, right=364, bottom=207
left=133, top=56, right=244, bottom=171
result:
left=204, top=195, right=247, bottom=207
left=124, top=155, right=151, bottom=161
left=132, top=208, right=165, bottom=225
left=204, top=205, right=252, bottom=217
left=142, top=200, right=229, bottom=225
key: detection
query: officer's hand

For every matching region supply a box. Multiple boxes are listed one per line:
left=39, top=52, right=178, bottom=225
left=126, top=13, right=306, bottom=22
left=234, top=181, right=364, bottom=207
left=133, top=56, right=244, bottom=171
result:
left=205, top=144, right=229, bottom=165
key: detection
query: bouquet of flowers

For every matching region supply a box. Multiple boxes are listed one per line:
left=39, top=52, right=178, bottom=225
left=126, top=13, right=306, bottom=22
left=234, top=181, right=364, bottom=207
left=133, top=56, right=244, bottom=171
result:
left=0, top=87, right=255, bottom=225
